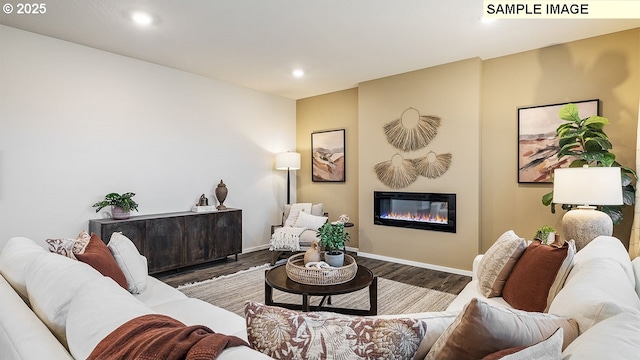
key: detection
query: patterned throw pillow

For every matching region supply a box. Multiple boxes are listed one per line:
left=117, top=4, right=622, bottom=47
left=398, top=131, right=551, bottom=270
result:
left=45, top=230, right=92, bottom=260
left=477, top=230, right=527, bottom=298
left=244, top=301, right=427, bottom=360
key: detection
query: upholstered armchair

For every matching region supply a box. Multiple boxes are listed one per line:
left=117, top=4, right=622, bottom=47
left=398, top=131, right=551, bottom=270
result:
left=269, top=203, right=327, bottom=265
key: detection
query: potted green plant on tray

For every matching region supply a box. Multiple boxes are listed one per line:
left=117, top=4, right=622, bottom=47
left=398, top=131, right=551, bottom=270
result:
left=317, top=222, right=350, bottom=267
left=93, top=192, right=139, bottom=220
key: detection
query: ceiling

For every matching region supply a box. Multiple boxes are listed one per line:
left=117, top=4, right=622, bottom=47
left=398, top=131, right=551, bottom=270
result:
left=1, top=0, right=639, bottom=100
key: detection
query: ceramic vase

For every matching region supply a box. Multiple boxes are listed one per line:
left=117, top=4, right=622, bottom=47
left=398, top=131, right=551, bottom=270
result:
left=324, top=251, right=344, bottom=267
left=304, top=241, right=321, bottom=264
left=215, top=180, right=228, bottom=210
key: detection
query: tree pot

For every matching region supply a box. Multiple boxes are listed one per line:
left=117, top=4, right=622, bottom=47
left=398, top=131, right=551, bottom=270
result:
left=323, top=251, right=344, bottom=267
left=112, top=206, right=130, bottom=220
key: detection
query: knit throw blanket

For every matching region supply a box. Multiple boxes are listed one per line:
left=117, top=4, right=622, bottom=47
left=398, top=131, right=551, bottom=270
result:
left=87, top=314, right=248, bottom=360
left=269, top=226, right=306, bottom=251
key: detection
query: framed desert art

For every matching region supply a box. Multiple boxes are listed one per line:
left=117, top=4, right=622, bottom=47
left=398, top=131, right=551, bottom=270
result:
left=312, top=129, right=346, bottom=182
left=517, top=99, right=600, bottom=183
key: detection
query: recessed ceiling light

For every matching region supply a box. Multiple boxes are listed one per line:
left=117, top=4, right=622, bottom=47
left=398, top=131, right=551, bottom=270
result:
left=292, top=69, right=305, bottom=78
left=132, top=12, right=153, bottom=26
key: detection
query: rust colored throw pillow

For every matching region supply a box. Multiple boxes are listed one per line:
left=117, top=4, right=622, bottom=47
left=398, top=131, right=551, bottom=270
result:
left=502, top=240, right=575, bottom=312
left=76, top=233, right=128, bottom=290
left=425, top=298, right=577, bottom=360
left=244, top=301, right=427, bottom=360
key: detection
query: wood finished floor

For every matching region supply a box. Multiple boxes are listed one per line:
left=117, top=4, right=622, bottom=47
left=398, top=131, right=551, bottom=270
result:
left=156, top=249, right=471, bottom=295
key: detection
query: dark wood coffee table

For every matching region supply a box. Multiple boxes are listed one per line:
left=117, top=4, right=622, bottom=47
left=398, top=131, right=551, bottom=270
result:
left=265, top=264, right=377, bottom=316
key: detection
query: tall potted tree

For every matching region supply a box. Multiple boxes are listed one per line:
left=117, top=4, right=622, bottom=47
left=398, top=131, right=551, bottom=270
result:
left=542, top=103, right=637, bottom=224
left=93, top=192, right=139, bottom=220
left=317, top=222, right=350, bottom=267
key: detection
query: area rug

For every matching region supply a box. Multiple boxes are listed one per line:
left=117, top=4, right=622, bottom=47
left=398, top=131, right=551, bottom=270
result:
left=177, top=264, right=456, bottom=316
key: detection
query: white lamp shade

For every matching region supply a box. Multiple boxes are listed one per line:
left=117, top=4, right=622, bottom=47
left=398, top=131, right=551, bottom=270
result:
left=275, top=152, right=301, bottom=170
left=553, top=166, right=623, bottom=206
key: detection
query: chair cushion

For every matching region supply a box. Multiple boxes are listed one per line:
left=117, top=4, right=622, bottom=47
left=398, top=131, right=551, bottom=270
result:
left=293, top=211, right=328, bottom=231
left=283, top=203, right=312, bottom=227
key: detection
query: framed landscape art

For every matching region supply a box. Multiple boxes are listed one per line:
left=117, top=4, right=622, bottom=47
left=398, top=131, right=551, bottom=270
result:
left=312, top=129, right=345, bottom=182
left=517, top=99, right=599, bottom=183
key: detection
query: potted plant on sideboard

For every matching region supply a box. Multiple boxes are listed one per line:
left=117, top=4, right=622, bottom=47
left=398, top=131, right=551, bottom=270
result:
left=93, top=192, right=139, bottom=220
left=317, top=222, right=350, bottom=267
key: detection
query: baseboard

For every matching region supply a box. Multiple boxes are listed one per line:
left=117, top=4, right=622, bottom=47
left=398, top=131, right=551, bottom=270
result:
left=242, top=243, right=271, bottom=254
left=357, top=251, right=473, bottom=277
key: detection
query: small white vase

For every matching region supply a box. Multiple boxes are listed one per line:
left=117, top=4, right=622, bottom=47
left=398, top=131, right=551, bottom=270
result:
left=112, top=206, right=130, bottom=220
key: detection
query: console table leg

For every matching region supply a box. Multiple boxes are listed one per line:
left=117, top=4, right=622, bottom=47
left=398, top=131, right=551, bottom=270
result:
left=369, top=276, right=378, bottom=315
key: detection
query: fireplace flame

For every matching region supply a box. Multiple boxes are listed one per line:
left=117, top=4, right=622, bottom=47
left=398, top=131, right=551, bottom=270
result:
left=381, top=211, right=448, bottom=224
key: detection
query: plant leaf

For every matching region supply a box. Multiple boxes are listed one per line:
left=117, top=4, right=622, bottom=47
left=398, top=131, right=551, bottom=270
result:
left=559, top=104, right=581, bottom=122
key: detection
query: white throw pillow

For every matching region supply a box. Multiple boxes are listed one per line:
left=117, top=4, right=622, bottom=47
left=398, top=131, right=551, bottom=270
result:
left=25, top=252, right=104, bottom=347
left=293, top=211, right=328, bottom=231
left=477, top=230, right=527, bottom=298
left=107, top=232, right=148, bottom=294
left=283, top=203, right=312, bottom=227
left=0, top=237, right=47, bottom=302
left=66, top=276, right=155, bottom=360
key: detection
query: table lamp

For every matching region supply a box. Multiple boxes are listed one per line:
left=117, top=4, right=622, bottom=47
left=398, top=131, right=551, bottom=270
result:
left=276, top=152, right=301, bottom=204
left=552, top=166, right=622, bottom=250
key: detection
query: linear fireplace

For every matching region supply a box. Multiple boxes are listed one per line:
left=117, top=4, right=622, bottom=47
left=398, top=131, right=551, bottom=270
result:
left=374, top=191, right=456, bottom=233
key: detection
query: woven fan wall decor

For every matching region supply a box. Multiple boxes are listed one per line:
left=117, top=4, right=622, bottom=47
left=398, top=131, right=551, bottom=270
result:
left=412, top=151, right=452, bottom=179
left=383, top=107, right=441, bottom=151
left=374, top=153, right=418, bottom=189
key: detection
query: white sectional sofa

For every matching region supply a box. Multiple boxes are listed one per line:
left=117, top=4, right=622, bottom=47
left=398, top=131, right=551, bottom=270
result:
left=1, top=234, right=639, bottom=359
left=443, top=235, right=640, bottom=359
left=0, top=236, right=271, bottom=360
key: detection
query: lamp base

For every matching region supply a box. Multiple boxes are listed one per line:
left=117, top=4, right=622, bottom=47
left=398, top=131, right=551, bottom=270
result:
left=562, top=207, right=612, bottom=251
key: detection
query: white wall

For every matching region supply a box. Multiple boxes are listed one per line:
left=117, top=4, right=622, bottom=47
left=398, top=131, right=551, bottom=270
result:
left=0, top=25, right=296, bottom=250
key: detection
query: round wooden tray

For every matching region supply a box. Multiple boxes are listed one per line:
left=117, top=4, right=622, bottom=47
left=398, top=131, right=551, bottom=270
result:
left=286, top=253, right=358, bottom=285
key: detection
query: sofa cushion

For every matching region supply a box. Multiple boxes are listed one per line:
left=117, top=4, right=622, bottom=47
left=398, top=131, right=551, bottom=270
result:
left=66, top=276, right=155, bottom=360
left=481, top=328, right=563, bottom=360
left=293, top=211, right=328, bottom=231
left=152, top=298, right=250, bottom=341
left=0, top=237, right=47, bottom=302
left=477, top=230, right=527, bottom=298
left=632, top=257, right=640, bottom=299
left=560, top=311, right=640, bottom=359
left=0, top=275, right=73, bottom=360
left=502, top=240, right=575, bottom=312
left=25, top=252, right=104, bottom=346
left=575, top=235, right=635, bottom=287
left=244, top=301, right=427, bottom=360
left=107, top=232, right=148, bottom=294
left=425, top=298, right=578, bottom=360
left=75, top=233, right=128, bottom=290
left=549, top=256, right=640, bottom=333
left=446, top=279, right=512, bottom=312
left=134, top=276, right=188, bottom=308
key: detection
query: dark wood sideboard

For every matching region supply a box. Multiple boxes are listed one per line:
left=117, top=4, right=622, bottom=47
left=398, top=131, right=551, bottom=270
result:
left=88, top=209, right=242, bottom=274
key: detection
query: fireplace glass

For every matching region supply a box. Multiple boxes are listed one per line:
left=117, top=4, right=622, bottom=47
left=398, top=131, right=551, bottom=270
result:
left=374, top=191, right=456, bottom=233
